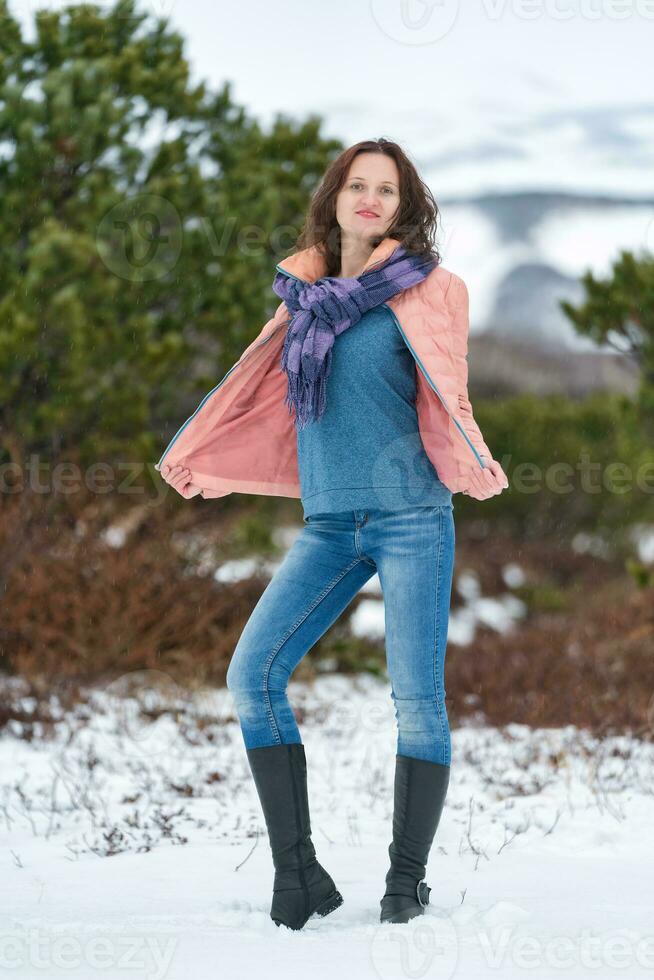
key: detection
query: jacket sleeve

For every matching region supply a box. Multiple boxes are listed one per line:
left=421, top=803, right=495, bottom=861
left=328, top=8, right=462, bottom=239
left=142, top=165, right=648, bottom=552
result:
left=447, top=272, right=494, bottom=464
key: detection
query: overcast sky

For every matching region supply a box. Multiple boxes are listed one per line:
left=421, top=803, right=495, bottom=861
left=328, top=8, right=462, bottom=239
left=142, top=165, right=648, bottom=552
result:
left=15, top=0, right=653, bottom=198
left=160, top=0, right=654, bottom=198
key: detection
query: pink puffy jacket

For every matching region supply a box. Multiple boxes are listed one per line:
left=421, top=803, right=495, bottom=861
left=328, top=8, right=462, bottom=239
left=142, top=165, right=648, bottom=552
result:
left=155, top=237, right=508, bottom=500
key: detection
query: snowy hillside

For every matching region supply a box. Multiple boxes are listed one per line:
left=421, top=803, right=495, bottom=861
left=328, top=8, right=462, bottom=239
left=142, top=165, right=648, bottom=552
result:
left=438, top=191, right=654, bottom=353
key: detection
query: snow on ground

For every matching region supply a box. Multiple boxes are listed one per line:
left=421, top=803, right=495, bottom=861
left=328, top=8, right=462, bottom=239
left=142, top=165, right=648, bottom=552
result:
left=1, top=672, right=653, bottom=980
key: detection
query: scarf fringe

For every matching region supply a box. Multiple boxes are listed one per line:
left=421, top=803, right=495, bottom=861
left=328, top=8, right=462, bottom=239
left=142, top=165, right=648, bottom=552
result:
left=283, top=348, right=332, bottom=429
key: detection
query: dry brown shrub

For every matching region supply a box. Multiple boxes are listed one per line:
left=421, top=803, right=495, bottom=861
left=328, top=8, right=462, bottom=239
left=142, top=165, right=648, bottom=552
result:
left=0, top=487, right=268, bottom=689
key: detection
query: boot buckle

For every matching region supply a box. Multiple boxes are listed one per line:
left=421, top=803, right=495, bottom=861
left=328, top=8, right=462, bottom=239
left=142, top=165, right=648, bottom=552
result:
left=416, top=878, right=430, bottom=908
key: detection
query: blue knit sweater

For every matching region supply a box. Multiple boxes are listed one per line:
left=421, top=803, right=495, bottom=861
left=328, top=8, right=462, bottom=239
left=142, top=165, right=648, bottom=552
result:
left=296, top=304, right=453, bottom=517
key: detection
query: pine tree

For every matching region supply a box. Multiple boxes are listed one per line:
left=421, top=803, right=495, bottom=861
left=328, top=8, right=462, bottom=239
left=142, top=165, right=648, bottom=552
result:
left=560, top=249, right=654, bottom=437
left=0, top=0, right=340, bottom=470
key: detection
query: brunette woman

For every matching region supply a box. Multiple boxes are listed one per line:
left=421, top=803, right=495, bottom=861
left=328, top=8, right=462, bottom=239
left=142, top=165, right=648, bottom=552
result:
left=159, top=138, right=508, bottom=930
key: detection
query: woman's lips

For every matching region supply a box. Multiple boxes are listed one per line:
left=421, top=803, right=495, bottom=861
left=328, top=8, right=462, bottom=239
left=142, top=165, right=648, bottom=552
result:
left=356, top=210, right=379, bottom=219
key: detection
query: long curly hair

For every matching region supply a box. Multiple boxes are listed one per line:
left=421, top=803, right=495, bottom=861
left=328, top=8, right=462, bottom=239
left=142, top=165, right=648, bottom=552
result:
left=294, top=137, right=441, bottom=277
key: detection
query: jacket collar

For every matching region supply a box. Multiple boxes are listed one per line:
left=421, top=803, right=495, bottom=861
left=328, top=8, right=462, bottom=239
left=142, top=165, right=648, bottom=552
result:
left=276, top=236, right=403, bottom=282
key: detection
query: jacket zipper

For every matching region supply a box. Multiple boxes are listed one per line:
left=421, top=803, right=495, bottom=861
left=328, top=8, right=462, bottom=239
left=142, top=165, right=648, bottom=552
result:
left=155, top=316, right=288, bottom=470
left=275, top=264, right=486, bottom=469
left=380, top=303, right=486, bottom=468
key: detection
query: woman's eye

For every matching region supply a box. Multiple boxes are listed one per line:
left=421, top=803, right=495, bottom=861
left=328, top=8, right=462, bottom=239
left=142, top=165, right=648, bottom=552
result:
left=350, top=183, right=394, bottom=193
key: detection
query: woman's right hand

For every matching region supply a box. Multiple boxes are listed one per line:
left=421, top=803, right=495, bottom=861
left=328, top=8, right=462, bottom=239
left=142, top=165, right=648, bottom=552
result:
left=160, top=463, right=202, bottom=499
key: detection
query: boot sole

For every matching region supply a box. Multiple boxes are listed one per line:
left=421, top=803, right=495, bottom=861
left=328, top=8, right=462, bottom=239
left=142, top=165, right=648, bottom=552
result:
left=273, top=890, right=344, bottom=930
left=380, top=904, right=425, bottom=924
left=315, top=889, right=344, bottom=918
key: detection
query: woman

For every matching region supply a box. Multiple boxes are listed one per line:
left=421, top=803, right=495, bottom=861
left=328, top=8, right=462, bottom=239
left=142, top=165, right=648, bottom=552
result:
left=158, top=138, right=508, bottom=930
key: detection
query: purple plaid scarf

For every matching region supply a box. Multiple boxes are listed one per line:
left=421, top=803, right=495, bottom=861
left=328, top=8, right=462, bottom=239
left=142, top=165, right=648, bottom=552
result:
left=272, top=244, right=438, bottom=429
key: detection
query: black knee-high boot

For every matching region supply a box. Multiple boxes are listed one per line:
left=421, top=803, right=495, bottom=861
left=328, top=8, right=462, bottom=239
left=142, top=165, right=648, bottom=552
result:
left=245, top=742, right=344, bottom=930
left=380, top=753, right=450, bottom=924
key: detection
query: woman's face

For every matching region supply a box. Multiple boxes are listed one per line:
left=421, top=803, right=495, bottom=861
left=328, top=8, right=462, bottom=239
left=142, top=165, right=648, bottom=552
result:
left=335, top=152, right=400, bottom=244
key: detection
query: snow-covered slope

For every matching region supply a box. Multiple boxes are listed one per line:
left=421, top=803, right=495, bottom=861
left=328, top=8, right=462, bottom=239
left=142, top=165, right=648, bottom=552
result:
left=2, top=672, right=653, bottom=979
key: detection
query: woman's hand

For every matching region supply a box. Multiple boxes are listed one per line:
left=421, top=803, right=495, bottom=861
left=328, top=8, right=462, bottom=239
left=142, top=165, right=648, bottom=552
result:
left=160, top=463, right=202, bottom=499
left=462, top=456, right=509, bottom=500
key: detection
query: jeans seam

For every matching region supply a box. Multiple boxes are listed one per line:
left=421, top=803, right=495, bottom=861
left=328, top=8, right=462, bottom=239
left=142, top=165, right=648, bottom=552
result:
left=354, top=526, right=376, bottom=568
left=262, top=556, right=367, bottom=742
left=433, top=505, right=448, bottom=765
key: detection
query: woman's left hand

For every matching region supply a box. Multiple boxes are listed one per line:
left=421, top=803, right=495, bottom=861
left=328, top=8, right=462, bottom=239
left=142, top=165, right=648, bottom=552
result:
left=160, top=463, right=202, bottom=499
left=462, top=456, right=509, bottom=500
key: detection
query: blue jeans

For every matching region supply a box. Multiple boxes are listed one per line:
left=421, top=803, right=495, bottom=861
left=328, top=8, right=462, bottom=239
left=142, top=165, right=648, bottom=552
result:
left=226, top=504, right=456, bottom=765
